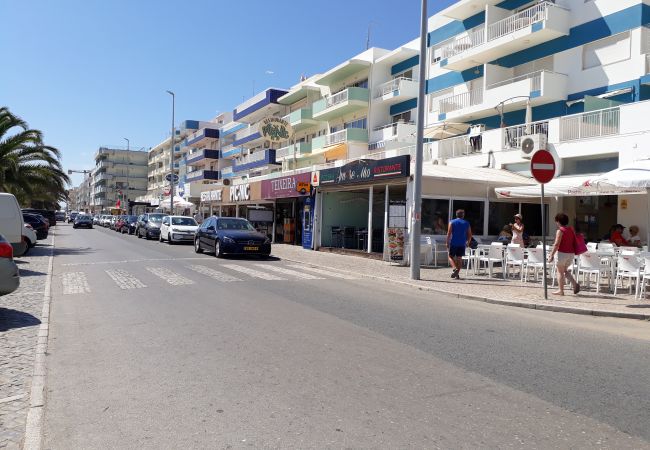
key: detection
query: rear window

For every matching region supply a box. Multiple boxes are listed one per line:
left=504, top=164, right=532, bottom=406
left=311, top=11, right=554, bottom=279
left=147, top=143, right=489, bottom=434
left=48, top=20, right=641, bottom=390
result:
left=148, top=215, right=164, bottom=223
left=172, top=217, right=197, bottom=226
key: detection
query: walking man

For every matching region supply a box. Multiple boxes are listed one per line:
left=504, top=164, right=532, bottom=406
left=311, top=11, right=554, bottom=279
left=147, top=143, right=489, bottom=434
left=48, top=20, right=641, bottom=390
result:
left=447, top=209, right=472, bottom=279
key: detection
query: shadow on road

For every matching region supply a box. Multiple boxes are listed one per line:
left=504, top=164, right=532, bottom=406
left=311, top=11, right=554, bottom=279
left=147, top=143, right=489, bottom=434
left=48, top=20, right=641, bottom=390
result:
left=0, top=308, right=41, bottom=332
left=54, top=247, right=95, bottom=256
left=18, top=269, right=47, bottom=277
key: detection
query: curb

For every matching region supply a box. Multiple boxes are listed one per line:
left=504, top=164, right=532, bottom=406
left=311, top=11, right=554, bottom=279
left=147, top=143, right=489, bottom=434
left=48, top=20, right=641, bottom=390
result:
left=23, top=231, right=55, bottom=450
left=278, top=254, right=650, bottom=321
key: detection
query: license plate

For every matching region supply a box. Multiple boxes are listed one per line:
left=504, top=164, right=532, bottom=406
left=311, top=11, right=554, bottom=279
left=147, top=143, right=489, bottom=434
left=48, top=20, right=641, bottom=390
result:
left=243, top=246, right=259, bottom=251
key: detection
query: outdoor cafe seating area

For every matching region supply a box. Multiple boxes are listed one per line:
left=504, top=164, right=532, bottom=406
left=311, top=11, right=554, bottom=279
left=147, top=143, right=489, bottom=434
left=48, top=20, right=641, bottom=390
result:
left=419, top=237, right=650, bottom=300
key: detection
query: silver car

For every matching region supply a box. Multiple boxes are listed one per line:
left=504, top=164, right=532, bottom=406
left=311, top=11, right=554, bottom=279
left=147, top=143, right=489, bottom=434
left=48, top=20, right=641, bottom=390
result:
left=0, top=233, right=20, bottom=296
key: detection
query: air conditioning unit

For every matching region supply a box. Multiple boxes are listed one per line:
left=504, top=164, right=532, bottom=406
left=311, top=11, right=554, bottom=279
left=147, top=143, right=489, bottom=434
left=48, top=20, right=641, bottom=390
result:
left=520, top=134, right=547, bottom=159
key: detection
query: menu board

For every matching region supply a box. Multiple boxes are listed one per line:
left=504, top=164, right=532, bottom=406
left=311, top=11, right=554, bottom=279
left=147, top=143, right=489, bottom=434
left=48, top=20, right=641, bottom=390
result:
left=388, top=227, right=405, bottom=261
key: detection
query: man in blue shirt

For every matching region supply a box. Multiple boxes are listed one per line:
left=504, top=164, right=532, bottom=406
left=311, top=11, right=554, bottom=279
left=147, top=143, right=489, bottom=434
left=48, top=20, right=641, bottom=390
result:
left=446, top=209, right=472, bottom=279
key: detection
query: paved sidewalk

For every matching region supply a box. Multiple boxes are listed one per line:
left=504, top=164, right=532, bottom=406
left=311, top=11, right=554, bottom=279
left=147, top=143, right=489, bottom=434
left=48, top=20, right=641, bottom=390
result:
left=0, top=236, right=53, bottom=449
left=272, top=245, right=650, bottom=320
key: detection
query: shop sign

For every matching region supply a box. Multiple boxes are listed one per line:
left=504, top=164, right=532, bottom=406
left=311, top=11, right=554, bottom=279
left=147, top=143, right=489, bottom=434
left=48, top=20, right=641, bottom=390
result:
left=210, top=190, right=222, bottom=201
left=319, top=155, right=410, bottom=186
left=260, top=117, right=294, bottom=142
left=230, top=184, right=250, bottom=202
left=311, top=171, right=320, bottom=187
left=200, top=191, right=210, bottom=202
left=261, top=172, right=311, bottom=199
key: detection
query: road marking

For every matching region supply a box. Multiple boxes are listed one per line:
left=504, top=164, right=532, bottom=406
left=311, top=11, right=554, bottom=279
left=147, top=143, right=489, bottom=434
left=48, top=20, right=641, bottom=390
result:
left=222, top=264, right=286, bottom=281
left=145, top=267, right=194, bottom=286
left=105, top=269, right=147, bottom=289
left=254, top=264, right=324, bottom=280
left=61, top=271, right=90, bottom=294
left=62, top=257, right=208, bottom=267
left=286, top=264, right=359, bottom=279
left=186, top=265, right=242, bottom=282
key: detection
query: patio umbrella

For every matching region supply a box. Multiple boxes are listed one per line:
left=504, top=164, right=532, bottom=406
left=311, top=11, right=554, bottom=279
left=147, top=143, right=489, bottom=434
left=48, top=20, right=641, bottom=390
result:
left=583, top=159, right=650, bottom=245
left=423, top=122, right=470, bottom=140
left=159, top=195, right=195, bottom=211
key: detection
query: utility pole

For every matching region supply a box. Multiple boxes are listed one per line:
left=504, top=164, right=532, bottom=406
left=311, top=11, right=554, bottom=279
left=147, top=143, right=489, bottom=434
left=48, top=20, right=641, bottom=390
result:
left=410, top=0, right=427, bottom=280
left=166, top=90, right=175, bottom=213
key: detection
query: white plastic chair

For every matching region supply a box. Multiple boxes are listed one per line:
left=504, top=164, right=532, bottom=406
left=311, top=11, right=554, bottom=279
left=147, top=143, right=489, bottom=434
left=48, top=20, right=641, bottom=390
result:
left=462, top=247, right=476, bottom=274
left=614, top=254, right=643, bottom=298
left=620, top=247, right=640, bottom=254
left=577, top=252, right=608, bottom=293
left=420, top=236, right=434, bottom=266
left=586, top=242, right=598, bottom=252
left=524, top=248, right=545, bottom=282
left=599, top=242, right=615, bottom=252
left=505, top=245, right=525, bottom=281
left=431, top=238, right=449, bottom=267
left=639, top=256, right=650, bottom=299
left=479, top=245, right=505, bottom=279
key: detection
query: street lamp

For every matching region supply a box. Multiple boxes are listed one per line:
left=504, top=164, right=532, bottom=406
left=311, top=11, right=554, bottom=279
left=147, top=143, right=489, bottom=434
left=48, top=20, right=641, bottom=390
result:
left=123, top=138, right=130, bottom=213
left=166, top=90, right=175, bottom=213
left=124, top=137, right=130, bottom=151
left=409, top=0, right=428, bottom=280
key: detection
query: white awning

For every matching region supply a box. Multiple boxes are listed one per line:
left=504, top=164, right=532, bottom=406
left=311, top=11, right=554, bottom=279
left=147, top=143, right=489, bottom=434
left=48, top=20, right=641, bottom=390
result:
left=423, top=164, right=534, bottom=186
left=494, top=175, right=646, bottom=198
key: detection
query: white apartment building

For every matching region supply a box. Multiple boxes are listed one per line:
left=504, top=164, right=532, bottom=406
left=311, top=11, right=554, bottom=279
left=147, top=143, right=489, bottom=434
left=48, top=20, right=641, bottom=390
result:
left=91, top=146, right=148, bottom=213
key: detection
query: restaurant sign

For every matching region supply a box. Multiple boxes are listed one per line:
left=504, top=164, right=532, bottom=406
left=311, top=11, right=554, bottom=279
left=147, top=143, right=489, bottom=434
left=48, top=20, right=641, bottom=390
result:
left=230, top=184, right=250, bottom=202
left=260, top=117, right=294, bottom=142
left=318, top=155, right=410, bottom=186
left=261, top=172, right=311, bottom=199
left=200, top=189, right=223, bottom=202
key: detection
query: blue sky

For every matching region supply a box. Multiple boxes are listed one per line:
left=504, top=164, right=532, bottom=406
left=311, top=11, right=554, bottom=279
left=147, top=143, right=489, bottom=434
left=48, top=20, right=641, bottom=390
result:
left=1, top=0, right=456, bottom=187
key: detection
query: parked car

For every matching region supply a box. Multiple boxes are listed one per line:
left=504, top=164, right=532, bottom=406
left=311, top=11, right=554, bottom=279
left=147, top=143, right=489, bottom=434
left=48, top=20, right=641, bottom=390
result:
left=0, top=232, right=20, bottom=296
left=120, top=215, right=138, bottom=234
left=0, top=193, right=27, bottom=257
left=67, top=211, right=79, bottom=223
left=194, top=217, right=271, bottom=258
left=73, top=214, right=93, bottom=229
left=23, top=224, right=37, bottom=252
left=92, top=215, right=101, bottom=225
left=110, top=215, right=121, bottom=231
left=159, top=216, right=198, bottom=244
left=100, top=215, right=111, bottom=227
left=55, top=211, right=66, bottom=222
left=22, top=213, right=49, bottom=239
left=136, top=213, right=165, bottom=240
left=23, top=208, right=56, bottom=226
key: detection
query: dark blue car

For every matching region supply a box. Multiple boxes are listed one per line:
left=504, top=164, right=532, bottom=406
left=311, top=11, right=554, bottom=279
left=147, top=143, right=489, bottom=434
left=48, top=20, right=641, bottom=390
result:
left=194, top=217, right=271, bottom=258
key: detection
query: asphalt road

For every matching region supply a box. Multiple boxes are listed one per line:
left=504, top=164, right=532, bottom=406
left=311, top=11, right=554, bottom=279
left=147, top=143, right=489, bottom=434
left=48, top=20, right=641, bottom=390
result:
left=44, top=223, right=650, bottom=449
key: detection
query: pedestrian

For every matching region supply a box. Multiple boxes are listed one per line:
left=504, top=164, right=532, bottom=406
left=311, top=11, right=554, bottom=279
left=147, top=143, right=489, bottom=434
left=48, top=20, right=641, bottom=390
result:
left=548, top=212, right=580, bottom=296
left=446, top=209, right=472, bottom=280
left=511, top=213, right=524, bottom=246
left=609, top=224, right=629, bottom=246
left=194, top=211, right=204, bottom=224
left=628, top=225, right=642, bottom=246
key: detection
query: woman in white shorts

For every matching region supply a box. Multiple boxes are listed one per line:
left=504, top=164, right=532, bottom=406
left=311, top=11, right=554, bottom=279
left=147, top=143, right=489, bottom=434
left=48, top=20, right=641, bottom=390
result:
left=547, top=212, right=580, bottom=296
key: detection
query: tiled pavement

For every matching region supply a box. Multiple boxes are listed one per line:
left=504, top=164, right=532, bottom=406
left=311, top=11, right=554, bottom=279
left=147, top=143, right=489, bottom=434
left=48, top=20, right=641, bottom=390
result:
left=0, top=236, right=52, bottom=449
left=272, top=244, right=650, bottom=320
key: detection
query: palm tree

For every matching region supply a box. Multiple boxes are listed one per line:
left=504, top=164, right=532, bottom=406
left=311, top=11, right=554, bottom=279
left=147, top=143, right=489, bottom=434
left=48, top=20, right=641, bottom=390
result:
left=0, top=106, right=70, bottom=208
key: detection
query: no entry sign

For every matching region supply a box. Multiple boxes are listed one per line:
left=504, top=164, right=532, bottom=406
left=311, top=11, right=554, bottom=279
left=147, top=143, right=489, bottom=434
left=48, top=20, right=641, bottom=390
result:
left=530, top=150, right=555, bottom=184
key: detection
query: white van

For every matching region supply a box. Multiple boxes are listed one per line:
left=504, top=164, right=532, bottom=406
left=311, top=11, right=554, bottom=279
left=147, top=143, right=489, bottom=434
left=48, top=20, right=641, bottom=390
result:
left=0, top=193, right=27, bottom=257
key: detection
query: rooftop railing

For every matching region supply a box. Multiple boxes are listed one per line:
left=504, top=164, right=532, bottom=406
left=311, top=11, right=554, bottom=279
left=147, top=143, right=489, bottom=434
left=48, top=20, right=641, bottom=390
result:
left=559, top=107, right=620, bottom=142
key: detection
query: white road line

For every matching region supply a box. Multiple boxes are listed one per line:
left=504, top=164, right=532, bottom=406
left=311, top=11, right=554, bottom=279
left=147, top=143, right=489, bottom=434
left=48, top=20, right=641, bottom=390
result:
left=286, top=264, right=359, bottom=279
left=222, top=264, right=286, bottom=281
left=105, top=269, right=147, bottom=289
left=186, top=265, right=242, bottom=282
left=145, top=267, right=194, bottom=286
left=61, top=272, right=90, bottom=294
left=62, top=257, right=208, bottom=267
left=254, top=264, right=324, bottom=280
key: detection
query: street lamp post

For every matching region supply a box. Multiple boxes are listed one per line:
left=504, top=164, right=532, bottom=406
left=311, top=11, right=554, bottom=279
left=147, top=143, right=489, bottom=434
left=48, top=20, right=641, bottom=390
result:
left=410, top=0, right=428, bottom=280
left=166, top=90, right=175, bottom=214
left=124, top=138, right=130, bottom=213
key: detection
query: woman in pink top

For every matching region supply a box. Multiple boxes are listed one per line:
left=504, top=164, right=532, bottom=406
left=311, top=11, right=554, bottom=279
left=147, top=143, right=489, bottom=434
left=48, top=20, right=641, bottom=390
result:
left=548, top=212, right=580, bottom=296
left=511, top=213, right=524, bottom=246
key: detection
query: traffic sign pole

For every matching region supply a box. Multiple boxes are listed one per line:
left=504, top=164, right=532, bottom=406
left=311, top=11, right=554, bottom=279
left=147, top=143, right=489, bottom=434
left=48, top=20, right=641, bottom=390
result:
left=541, top=183, right=547, bottom=300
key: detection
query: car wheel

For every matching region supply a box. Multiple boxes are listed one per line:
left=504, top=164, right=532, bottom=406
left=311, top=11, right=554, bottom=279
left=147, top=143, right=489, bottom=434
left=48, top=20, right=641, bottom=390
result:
left=137, top=230, right=142, bottom=238
left=159, top=233, right=164, bottom=242
left=194, top=239, right=203, bottom=254
left=215, top=240, right=223, bottom=258
left=167, top=233, right=173, bottom=245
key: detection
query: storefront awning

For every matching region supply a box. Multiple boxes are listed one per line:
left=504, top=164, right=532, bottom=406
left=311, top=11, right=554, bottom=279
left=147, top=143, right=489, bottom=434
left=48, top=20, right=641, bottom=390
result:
left=324, top=143, right=348, bottom=161
left=494, top=175, right=646, bottom=198
left=422, top=164, right=534, bottom=186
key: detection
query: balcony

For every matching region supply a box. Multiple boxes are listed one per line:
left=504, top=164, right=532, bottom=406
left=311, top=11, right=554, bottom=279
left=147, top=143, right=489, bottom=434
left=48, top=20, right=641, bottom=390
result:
left=186, top=149, right=220, bottom=166
left=559, top=107, right=620, bottom=143
left=442, top=0, right=502, bottom=20
left=232, top=149, right=279, bottom=173
left=283, top=108, right=319, bottom=131
left=369, top=121, right=417, bottom=145
left=233, top=88, right=288, bottom=124
left=312, top=128, right=369, bottom=152
left=437, top=70, right=568, bottom=122
left=221, top=147, right=243, bottom=159
left=221, top=166, right=234, bottom=179
left=186, top=170, right=220, bottom=183
left=185, top=128, right=219, bottom=148
left=440, top=2, right=570, bottom=71
left=373, top=77, right=418, bottom=105
left=312, top=87, right=369, bottom=121
left=276, top=141, right=313, bottom=160
left=231, top=126, right=263, bottom=148
left=94, top=173, right=114, bottom=184
left=502, top=120, right=549, bottom=149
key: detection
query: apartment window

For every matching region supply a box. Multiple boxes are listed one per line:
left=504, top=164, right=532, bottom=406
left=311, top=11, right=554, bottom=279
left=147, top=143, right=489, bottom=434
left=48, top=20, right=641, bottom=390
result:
left=344, top=117, right=367, bottom=130
left=394, top=69, right=413, bottom=80
left=583, top=32, right=630, bottom=69
left=350, top=79, right=368, bottom=89
left=421, top=199, right=450, bottom=235
left=392, top=111, right=412, bottom=123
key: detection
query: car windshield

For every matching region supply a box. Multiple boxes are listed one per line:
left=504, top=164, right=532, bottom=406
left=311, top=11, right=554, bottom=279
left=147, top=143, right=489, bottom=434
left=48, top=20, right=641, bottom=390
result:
left=172, top=217, right=197, bottom=226
left=127, top=216, right=137, bottom=223
left=148, top=215, right=164, bottom=223
left=217, top=218, right=255, bottom=231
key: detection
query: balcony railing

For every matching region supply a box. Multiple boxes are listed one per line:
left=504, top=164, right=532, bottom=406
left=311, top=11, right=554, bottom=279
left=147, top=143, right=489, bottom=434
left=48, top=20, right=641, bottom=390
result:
left=559, top=107, right=620, bottom=142
left=488, top=1, right=554, bottom=41
left=439, top=88, right=483, bottom=114
left=436, top=135, right=476, bottom=159
left=373, top=77, right=414, bottom=98
left=503, top=120, right=549, bottom=149
left=440, top=27, right=485, bottom=59
left=487, top=70, right=545, bottom=91
left=237, top=151, right=267, bottom=165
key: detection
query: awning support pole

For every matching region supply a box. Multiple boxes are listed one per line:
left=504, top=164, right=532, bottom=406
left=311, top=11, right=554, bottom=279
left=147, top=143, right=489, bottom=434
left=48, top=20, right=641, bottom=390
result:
left=384, top=185, right=389, bottom=261
left=368, top=186, right=374, bottom=253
